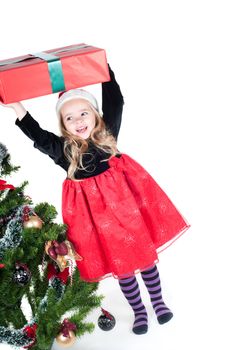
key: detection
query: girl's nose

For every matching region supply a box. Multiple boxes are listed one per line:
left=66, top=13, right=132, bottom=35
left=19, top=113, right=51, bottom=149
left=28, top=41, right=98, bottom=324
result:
left=75, top=117, right=84, bottom=123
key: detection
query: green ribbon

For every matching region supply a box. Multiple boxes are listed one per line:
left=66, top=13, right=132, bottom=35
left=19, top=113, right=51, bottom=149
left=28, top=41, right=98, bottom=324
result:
left=0, top=45, right=91, bottom=93
left=31, top=52, right=65, bottom=93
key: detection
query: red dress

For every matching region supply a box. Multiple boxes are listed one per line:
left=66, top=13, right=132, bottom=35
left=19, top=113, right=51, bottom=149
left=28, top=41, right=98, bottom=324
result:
left=62, top=154, right=190, bottom=282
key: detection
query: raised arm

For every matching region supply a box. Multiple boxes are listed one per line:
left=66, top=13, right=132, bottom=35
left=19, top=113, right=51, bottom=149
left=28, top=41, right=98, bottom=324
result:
left=15, top=112, right=65, bottom=164
left=102, top=65, right=124, bottom=140
left=0, top=101, right=65, bottom=166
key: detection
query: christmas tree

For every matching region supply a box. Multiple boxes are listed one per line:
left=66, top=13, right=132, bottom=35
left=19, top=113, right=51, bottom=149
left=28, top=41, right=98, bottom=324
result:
left=0, top=142, right=102, bottom=350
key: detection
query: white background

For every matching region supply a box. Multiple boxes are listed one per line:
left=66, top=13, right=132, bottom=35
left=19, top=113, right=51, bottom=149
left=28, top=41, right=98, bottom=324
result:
left=1, top=1, right=232, bottom=349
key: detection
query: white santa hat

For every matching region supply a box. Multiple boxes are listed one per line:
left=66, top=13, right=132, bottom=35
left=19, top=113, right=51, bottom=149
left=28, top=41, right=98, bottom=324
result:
left=56, top=88, right=99, bottom=117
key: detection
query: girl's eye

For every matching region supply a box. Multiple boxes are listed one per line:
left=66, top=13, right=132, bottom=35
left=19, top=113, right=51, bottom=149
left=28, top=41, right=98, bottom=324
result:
left=66, top=116, right=72, bottom=121
left=81, top=112, right=88, bottom=117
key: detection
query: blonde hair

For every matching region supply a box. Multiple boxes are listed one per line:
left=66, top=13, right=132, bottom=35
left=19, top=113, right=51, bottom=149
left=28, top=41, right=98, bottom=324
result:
left=59, top=103, right=118, bottom=179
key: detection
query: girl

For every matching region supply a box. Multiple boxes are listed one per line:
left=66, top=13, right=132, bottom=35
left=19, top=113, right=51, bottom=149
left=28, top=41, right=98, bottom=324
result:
left=0, top=65, right=189, bottom=335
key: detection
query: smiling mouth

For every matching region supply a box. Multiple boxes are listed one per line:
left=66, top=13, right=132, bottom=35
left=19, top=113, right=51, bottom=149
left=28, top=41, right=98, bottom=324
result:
left=76, top=126, right=87, bottom=134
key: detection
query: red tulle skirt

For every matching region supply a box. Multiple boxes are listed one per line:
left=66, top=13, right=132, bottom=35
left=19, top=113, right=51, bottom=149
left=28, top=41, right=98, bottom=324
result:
left=62, top=154, right=190, bottom=282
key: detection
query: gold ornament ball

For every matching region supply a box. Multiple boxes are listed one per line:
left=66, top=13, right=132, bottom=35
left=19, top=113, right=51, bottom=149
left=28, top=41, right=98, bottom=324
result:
left=23, top=215, right=43, bottom=229
left=56, top=331, right=76, bottom=348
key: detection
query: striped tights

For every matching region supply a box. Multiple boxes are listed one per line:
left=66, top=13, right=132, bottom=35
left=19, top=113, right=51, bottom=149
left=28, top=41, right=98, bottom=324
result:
left=118, top=265, right=173, bottom=334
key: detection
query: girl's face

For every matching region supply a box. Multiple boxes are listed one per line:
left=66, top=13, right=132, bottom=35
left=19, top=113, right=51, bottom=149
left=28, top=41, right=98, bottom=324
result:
left=61, top=99, right=96, bottom=139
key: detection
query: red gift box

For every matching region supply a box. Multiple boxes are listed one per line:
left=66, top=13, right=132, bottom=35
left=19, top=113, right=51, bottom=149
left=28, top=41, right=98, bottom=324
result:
left=0, top=43, right=110, bottom=103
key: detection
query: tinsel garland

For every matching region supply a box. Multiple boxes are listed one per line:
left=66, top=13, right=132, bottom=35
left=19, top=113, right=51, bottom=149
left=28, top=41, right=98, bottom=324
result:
left=38, top=276, right=65, bottom=313
left=0, top=143, right=8, bottom=165
left=0, top=326, right=32, bottom=347
left=0, top=142, right=19, bottom=177
left=0, top=205, right=34, bottom=259
left=0, top=142, right=29, bottom=259
left=0, top=277, right=65, bottom=348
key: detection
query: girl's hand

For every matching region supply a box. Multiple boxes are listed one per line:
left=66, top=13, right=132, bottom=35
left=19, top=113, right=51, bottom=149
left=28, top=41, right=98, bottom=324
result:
left=0, top=101, right=27, bottom=120
left=0, top=101, right=22, bottom=109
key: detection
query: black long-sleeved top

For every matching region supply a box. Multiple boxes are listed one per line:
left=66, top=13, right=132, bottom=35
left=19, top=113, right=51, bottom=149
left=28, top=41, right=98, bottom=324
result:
left=16, top=67, right=124, bottom=179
